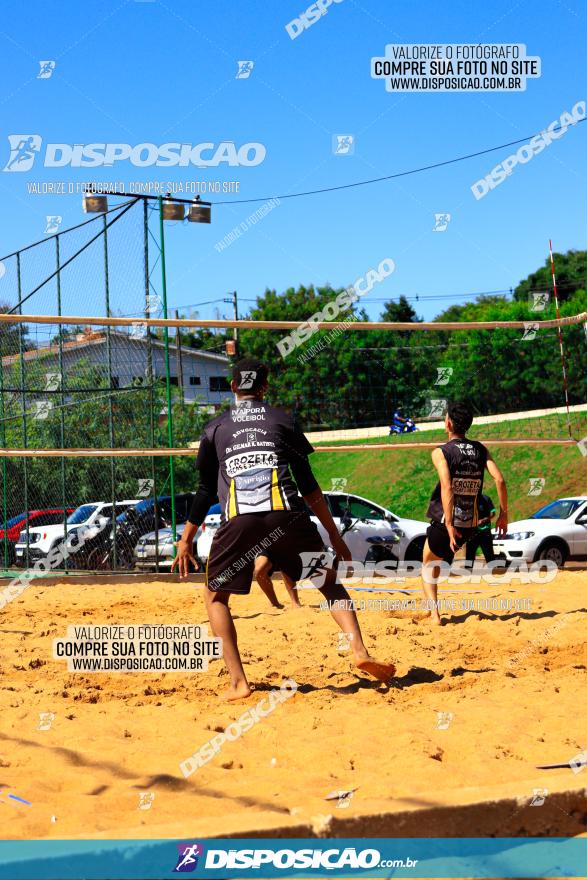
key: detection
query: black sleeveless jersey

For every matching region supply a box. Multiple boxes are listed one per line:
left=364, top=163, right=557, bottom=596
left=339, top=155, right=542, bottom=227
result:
left=196, top=400, right=313, bottom=522
left=426, top=438, right=489, bottom=528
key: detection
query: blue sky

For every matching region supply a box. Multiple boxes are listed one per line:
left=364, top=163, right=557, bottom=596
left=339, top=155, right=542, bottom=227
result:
left=0, top=0, right=586, bottom=322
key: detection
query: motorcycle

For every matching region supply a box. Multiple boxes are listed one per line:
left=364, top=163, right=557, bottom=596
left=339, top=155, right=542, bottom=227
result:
left=364, top=532, right=402, bottom=564
left=389, top=416, right=418, bottom=435
left=337, top=511, right=402, bottom=564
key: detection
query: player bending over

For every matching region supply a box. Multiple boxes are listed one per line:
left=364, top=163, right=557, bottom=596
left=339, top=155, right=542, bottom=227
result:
left=422, top=401, right=508, bottom=625
left=172, top=358, right=395, bottom=700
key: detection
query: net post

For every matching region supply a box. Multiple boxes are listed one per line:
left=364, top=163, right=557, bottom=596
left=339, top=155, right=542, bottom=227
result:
left=55, top=234, right=69, bottom=574
left=144, top=199, right=160, bottom=573
left=16, top=252, right=31, bottom=569
left=548, top=240, right=573, bottom=440
left=103, top=214, right=117, bottom=570
left=158, top=196, right=177, bottom=549
left=0, top=338, right=8, bottom=570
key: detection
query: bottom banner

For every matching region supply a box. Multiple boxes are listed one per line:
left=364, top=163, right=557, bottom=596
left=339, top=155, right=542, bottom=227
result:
left=0, top=837, right=586, bottom=879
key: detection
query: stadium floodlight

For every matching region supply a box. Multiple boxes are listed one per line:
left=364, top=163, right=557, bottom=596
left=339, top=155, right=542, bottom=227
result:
left=187, top=196, right=211, bottom=224
left=82, top=194, right=108, bottom=213
left=162, top=198, right=185, bottom=221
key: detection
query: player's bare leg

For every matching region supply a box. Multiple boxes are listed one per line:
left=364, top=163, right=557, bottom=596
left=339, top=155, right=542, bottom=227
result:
left=203, top=587, right=252, bottom=701
left=422, top=540, right=442, bottom=625
left=283, top=571, right=302, bottom=608
left=319, top=568, right=395, bottom=681
left=254, top=555, right=284, bottom=608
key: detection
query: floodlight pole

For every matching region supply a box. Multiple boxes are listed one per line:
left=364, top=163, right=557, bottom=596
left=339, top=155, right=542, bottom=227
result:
left=158, top=196, right=177, bottom=548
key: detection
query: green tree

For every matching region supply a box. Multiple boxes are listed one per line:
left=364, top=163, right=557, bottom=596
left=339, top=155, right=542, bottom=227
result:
left=513, top=249, right=587, bottom=304
left=237, top=286, right=432, bottom=428
left=379, top=295, right=420, bottom=323
left=431, top=290, right=587, bottom=415
left=0, top=303, right=29, bottom=357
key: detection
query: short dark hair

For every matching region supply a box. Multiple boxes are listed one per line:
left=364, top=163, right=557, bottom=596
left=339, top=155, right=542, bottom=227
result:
left=447, top=401, right=473, bottom=434
left=232, top=357, right=269, bottom=393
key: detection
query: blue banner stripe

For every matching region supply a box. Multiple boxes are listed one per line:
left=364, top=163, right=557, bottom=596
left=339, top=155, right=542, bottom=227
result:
left=0, top=837, right=586, bottom=879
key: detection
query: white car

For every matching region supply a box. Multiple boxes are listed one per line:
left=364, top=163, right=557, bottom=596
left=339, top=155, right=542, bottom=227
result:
left=321, top=492, right=429, bottom=563
left=492, top=496, right=587, bottom=569
left=196, top=494, right=428, bottom=566
left=134, top=522, right=202, bottom=572
left=15, top=500, right=139, bottom=565
left=196, top=504, right=223, bottom=563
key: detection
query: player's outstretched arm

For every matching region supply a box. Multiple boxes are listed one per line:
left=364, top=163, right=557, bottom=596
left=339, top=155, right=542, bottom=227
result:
left=303, top=487, right=351, bottom=562
left=172, top=522, right=199, bottom=578
left=486, top=455, right=508, bottom=537
left=172, top=434, right=219, bottom=578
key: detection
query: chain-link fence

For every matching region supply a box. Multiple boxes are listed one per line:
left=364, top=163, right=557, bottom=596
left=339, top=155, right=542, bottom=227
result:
left=0, top=197, right=229, bottom=573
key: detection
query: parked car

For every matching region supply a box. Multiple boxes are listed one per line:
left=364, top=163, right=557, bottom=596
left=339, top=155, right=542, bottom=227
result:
left=322, top=492, right=429, bottom=563
left=196, top=494, right=426, bottom=569
left=195, top=504, right=222, bottom=563
left=1, top=508, right=75, bottom=565
left=492, top=496, right=587, bottom=568
left=14, top=501, right=138, bottom=567
left=134, top=520, right=214, bottom=571
left=77, top=493, right=196, bottom=571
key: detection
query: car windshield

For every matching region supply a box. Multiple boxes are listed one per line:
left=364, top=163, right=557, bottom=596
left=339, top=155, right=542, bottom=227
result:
left=3, top=512, right=27, bottom=528
left=116, top=497, right=163, bottom=524
left=530, top=499, right=584, bottom=520
left=67, top=504, right=98, bottom=524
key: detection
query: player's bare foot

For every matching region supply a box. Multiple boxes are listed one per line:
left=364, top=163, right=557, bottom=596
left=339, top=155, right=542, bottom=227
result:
left=421, top=607, right=442, bottom=624
left=223, top=681, right=252, bottom=701
left=355, top=657, right=396, bottom=682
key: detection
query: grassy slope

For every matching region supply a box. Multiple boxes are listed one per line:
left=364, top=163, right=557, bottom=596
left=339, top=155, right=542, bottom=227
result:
left=310, top=413, right=587, bottom=522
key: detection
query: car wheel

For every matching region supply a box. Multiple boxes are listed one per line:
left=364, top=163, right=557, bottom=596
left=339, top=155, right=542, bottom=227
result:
left=405, top=537, right=425, bottom=562
left=535, top=540, right=568, bottom=569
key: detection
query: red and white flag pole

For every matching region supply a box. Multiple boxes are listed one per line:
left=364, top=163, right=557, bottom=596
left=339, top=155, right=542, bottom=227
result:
left=548, top=240, right=573, bottom=439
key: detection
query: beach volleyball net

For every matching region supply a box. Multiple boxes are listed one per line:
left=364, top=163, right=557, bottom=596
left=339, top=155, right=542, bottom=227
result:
left=0, top=198, right=586, bottom=572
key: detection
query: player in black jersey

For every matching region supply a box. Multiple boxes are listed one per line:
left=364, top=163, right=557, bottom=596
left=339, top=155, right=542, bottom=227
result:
left=422, top=401, right=508, bottom=624
left=173, top=358, right=395, bottom=700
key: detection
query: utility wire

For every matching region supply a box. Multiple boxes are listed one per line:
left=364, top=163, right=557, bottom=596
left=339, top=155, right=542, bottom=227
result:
left=212, top=118, right=587, bottom=205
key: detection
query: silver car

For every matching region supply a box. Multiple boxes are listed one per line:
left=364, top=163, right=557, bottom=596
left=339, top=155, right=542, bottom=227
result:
left=133, top=522, right=202, bottom=572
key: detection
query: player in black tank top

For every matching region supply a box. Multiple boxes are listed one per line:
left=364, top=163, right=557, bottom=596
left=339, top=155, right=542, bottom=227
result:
left=422, top=402, right=509, bottom=625
left=427, top=437, right=488, bottom=528
left=173, top=358, right=396, bottom=699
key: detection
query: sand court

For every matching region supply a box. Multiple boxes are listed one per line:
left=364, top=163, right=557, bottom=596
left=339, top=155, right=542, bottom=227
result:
left=0, top=571, right=585, bottom=841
